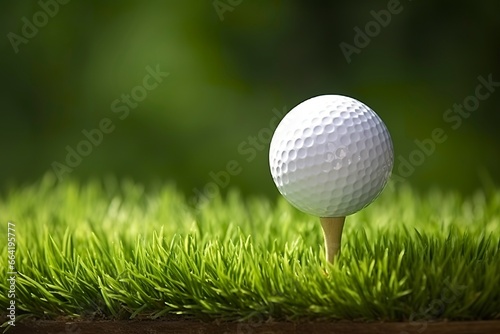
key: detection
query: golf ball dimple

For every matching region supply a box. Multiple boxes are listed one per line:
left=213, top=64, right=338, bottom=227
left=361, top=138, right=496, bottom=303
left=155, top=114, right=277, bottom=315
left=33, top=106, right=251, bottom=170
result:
left=269, top=95, right=394, bottom=217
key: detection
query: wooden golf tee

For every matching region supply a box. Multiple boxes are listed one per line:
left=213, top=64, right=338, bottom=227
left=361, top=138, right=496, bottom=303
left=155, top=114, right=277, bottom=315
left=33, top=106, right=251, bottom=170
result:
left=320, top=217, right=346, bottom=263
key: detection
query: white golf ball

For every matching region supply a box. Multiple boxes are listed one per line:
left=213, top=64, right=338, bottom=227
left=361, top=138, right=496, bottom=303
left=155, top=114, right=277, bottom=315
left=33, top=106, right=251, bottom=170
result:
left=269, top=95, right=394, bottom=217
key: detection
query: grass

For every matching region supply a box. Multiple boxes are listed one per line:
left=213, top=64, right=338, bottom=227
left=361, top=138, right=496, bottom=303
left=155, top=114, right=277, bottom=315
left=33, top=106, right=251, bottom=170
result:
left=0, top=174, right=499, bottom=328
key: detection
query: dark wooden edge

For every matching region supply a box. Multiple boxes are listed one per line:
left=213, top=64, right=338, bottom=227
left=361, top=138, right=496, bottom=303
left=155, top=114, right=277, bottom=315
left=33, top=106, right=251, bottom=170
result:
left=9, top=319, right=500, bottom=334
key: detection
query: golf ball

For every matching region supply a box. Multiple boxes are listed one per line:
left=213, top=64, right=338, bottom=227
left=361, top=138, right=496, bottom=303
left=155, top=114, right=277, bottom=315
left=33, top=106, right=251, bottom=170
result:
left=269, top=95, right=394, bottom=217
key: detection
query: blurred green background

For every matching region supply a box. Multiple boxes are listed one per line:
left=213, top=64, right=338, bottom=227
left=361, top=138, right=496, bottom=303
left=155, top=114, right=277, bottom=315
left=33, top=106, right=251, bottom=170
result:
left=1, top=0, right=499, bottom=199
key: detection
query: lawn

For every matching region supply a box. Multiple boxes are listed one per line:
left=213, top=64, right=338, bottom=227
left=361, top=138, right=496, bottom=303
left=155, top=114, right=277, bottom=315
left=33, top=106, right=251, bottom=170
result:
left=1, top=174, right=499, bottom=331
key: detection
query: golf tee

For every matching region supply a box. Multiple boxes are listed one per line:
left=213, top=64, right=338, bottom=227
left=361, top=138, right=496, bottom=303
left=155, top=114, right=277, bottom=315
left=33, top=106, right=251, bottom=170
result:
left=320, top=217, right=345, bottom=263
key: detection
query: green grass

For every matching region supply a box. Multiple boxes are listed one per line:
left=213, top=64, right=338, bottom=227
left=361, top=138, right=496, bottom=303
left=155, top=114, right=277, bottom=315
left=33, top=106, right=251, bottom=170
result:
left=1, top=174, right=499, bottom=327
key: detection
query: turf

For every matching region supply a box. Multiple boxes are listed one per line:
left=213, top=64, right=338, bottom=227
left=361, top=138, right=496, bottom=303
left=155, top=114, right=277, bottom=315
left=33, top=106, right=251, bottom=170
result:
left=1, top=174, right=499, bottom=328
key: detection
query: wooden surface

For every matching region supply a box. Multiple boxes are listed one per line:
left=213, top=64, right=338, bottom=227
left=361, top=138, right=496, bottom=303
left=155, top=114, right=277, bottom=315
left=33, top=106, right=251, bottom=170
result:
left=13, top=320, right=500, bottom=334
